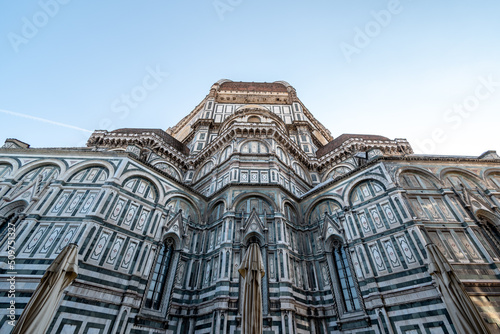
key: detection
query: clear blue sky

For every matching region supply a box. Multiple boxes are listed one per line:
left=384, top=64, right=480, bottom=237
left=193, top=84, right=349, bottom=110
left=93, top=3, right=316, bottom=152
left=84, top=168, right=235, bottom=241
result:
left=1, top=0, right=499, bottom=155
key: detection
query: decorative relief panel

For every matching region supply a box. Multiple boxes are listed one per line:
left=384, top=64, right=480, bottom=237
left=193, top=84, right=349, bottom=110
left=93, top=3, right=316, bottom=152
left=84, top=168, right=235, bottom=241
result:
left=136, top=208, right=150, bottom=231
left=369, top=244, right=386, bottom=272
left=370, top=207, right=384, bottom=230
left=396, top=235, right=416, bottom=264
left=23, top=225, right=48, bottom=253
left=382, top=203, right=397, bottom=224
left=106, top=236, right=124, bottom=265
left=65, top=192, right=84, bottom=214
left=358, top=212, right=371, bottom=234
left=40, top=225, right=62, bottom=254
left=80, top=191, right=99, bottom=214
left=350, top=250, right=364, bottom=279
left=91, top=231, right=111, bottom=261
left=123, top=203, right=138, bottom=226
left=435, top=198, right=454, bottom=220
left=383, top=239, right=401, bottom=268
left=110, top=198, right=126, bottom=221
left=422, top=198, right=441, bottom=220
left=51, top=192, right=70, bottom=214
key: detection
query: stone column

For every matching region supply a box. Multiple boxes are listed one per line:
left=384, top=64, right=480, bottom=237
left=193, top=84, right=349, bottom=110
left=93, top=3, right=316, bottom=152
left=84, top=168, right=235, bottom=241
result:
left=282, top=250, right=289, bottom=280
left=222, top=311, right=227, bottom=334
left=215, top=310, right=221, bottom=334
left=262, top=246, right=269, bottom=315
left=288, top=311, right=294, bottom=334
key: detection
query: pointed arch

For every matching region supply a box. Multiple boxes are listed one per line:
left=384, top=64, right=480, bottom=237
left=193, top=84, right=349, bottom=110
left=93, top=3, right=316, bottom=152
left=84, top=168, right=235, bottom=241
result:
left=397, top=167, right=442, bottom=189
left=152, top=161, right=182, bottom=181
left=344, top=176, right=389, bottom=206
left=322, top=164, right=354, bottom=182
left=231, top=192, right=277, bottom=212
left=306, top=197, right=343, bottom=225
left=276, top=146, right=289, bottom=165
left=292, top=161, right=311, bottom=184
left=484, top=168, right=500, bottom=190
left=0, top=158, right=19, bottom=176
left=440, top=168, right=485, bottom=188
left=476, top=209, right=500, bottom=227
left=61, top=160, right=115, bottom=182
left=13, top=159, right=65, bottom=182
left=193, top=160, right=215, bottom=182
left=118, top=170, right=164, bottom=202
left=165, top=195, right=201, bottom=224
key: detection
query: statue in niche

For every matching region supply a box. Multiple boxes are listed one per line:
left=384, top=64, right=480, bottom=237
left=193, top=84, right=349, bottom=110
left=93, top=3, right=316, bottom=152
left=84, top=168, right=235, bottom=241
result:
left=317, top=237, right=323, bottom=251
left=176, top=262, right=185, bottom=285
left=217, top=228, right=222, bottom=244
left=209, top=231, right=214, bottom=249
left=184, top=232, right=191, bottom=250
left=213, top=258, right=219, bottom=281
left=322, top=265, right=329, bottom=286
left=296, top=266, right=302, bottom=286
left=205, top=261, right=211, bottom=285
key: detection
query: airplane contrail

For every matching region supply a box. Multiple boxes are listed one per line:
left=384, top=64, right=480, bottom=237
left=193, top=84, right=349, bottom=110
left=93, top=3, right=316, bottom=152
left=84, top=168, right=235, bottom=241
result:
left=0, top=108, right=93, bottom=133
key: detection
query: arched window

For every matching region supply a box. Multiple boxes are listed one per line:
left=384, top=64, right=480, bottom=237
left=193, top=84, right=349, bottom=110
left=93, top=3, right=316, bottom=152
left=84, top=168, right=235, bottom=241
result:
left=350, top=180, right=384, bottom=205
left=240, top=141, right=268, bottom=154
left=210, top=202, right=225, bottom=222
left=0, top=164, right=12, bottom=180
left=219, top=146, right=232, bottom=163
left=309, top=199, right=341, bottom=224
left=236, top=196, right=273, bottom=215
left=166, top=197, right=199, bottom=224
left=276, top=147, right=288, bottom=165
left=69, top=166, right=108, bottom=184
left=145, top=238, right=175, bottom=310
left=195, top=161, right=214, bottom=182
left=123, top=177, right=157, bottom=201
left=326, top=166, right=351, bottom=180
left=21, top=165, right=59, bottom=182
left=486, top=172, right=500, bottom=190
left=399, top=172, right=438, bottom=189
left=331, top=239, right=361, bottom=313
left=154, top=162, right=181, bottom=181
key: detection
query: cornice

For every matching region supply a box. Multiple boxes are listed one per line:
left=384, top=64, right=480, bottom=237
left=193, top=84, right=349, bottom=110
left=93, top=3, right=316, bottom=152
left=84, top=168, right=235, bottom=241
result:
left=87, top=130, right=190, bottom=169
left=166, top=94, right=210, bottom=139
left=0, top=147, right=129, bottom=158
left=316, top=138, right=412, bottom=172
left=300, top=154, right=500, bottom=200
left=189, top=122, right=315, bottom=169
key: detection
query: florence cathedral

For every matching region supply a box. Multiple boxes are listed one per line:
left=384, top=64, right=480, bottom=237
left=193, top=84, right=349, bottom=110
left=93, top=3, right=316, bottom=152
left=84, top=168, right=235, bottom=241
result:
left=1, top=80, right=500, bottom=334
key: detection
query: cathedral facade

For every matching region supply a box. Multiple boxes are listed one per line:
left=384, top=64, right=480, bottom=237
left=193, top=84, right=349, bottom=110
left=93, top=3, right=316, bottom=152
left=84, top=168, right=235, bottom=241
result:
left=1, top=80, right=500, bottom=334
